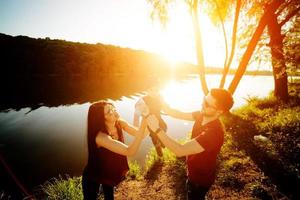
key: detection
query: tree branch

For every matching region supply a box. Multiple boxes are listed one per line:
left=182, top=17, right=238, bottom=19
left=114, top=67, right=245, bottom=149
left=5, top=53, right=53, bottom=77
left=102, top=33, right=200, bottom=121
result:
left=275, top=0, right=293, bottom=16
left=279, top=6, right=300, bottom=27
left=228, top=0, right=285, bottom=94
left=219, top=0, right=241, bottom=88
left=192, top=0, right=209, bottom=94
left=213, top=0, right=228, bottom=71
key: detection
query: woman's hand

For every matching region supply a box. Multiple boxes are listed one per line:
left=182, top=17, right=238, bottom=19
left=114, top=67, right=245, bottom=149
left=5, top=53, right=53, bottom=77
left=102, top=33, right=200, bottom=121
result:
left=146, top=114, right=160, bottom=133
left=96, top=118, right=147, bottom=156
left=119, top=118, right=147, bottom=138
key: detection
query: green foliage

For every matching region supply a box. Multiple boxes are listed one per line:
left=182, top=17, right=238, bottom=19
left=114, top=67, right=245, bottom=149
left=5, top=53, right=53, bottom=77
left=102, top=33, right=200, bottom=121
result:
left=203, top=0, right=234, bottom=25
left=147, top=0, right=176, bottom=27
left=41, top=175, right=83, bottom=200
left=237, top=0, right=300, bottom=74
left=283, top=7, right=300, bottom=75
left=127, top=160, right=143, bottom=180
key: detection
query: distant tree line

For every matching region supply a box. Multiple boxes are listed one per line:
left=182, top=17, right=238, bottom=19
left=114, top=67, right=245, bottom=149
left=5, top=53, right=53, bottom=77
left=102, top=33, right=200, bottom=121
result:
left=0, top=33, right=275, bottom=81
left=0, top=33, right=174, bottom=79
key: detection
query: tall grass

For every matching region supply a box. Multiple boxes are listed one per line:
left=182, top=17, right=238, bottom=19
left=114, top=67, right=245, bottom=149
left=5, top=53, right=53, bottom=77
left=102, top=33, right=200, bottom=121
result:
left=40, top=175, right=83, bottom=200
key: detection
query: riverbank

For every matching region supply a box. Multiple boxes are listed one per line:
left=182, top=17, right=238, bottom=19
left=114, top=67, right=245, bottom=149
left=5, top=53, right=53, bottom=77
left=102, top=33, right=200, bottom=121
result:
left=6, top=91, right=299, bottom=200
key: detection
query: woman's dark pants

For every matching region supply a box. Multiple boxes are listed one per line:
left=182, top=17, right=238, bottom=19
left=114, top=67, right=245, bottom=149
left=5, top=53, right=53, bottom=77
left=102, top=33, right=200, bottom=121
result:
left=82, top=173, right=114, bottom=200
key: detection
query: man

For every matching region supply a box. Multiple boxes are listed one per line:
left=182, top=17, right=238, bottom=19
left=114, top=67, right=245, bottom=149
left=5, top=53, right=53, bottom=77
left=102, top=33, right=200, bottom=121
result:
left=146, top=88, right=234, bottom=200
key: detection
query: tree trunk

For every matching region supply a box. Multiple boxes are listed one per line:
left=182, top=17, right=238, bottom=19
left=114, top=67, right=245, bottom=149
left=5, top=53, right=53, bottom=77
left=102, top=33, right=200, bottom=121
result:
left=192, top=0, right=209, bottom=95
left=219, top=0, right=241, bottom=89
left=267, top=12, right=289, bottom=101
left=228, top=0, right=284, bottom=94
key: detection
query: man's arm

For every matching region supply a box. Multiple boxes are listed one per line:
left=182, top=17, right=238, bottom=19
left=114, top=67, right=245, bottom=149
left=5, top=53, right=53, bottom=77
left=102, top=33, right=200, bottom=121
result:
left=156, top=130, right=204, bottom=157
left=161, top=100, right=194, bottom=121
left=146, top=115, right=204, bottom=157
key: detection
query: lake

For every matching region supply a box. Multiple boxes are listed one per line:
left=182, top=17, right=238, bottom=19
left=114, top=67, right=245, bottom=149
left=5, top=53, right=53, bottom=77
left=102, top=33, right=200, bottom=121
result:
left=0, top=74, right=274, bottom=191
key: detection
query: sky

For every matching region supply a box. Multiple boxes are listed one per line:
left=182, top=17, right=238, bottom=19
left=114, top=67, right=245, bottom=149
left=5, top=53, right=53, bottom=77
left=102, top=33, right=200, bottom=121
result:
left=0, top=0, right=243, bottom=68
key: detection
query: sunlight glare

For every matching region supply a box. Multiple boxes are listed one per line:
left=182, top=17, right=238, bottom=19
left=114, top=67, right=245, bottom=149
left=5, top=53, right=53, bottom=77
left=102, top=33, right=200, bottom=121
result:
left=144, top=2, right=226, bottom=67
left=160, top=79, right=203, bottom=111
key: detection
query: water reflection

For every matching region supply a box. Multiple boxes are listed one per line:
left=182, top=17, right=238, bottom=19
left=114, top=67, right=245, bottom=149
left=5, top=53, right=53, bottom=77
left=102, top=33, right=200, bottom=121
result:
left=0, top=74, right=274, bottom=192
left=0, top=75, right=167, bottom=111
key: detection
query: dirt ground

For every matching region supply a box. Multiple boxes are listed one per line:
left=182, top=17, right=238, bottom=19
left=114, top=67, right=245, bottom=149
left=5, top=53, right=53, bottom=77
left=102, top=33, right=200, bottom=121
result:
left=113, top=133, right=290, bottom=200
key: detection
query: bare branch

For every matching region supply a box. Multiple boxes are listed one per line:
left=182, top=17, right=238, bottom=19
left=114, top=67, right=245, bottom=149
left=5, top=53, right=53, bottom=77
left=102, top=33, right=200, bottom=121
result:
left=279, top=6, right=300, bottom=27
left=275, top=0, right=293, bottom=16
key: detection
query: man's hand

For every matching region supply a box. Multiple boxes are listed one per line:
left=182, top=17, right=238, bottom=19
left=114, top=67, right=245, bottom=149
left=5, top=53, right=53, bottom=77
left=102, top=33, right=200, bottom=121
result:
left=146, top=114, right=160, bottom=132
left=135, top=98, right=150, bottom=117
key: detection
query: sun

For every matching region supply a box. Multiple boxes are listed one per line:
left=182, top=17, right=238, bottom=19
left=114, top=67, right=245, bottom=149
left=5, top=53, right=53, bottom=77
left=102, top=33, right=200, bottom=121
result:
left=142, top=3, right=226, bottom=68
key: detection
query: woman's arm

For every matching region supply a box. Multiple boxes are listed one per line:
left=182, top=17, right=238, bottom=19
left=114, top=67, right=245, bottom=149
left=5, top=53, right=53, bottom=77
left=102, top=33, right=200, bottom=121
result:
left=119, top=118, right=148, bottom=138
left=95, top=118, right=147, bottom=156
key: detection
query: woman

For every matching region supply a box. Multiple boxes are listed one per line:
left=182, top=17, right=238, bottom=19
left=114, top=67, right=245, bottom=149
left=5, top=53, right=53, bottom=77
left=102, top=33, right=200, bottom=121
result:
left=82, top=101, right=147, bottom=200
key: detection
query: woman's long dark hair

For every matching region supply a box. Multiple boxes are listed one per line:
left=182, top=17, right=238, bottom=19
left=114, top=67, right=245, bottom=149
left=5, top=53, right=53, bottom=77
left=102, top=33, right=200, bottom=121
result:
left=87, top=101, right=113, bottom=149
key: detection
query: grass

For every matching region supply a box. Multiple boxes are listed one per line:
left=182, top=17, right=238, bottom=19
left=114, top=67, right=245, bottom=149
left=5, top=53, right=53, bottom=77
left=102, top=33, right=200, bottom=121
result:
left=39, top=175, right=83, bottom=200
left=222, top=92, right=300, bottom=199
left=235, top=95, right=300, bottom=131
left=143, top=147, right=175, bottom=172
left=222, top=156, right=250, bottom=171
left=144, top=137, right=190, bottom=172
left=127, top=160, right=143, bottom=180
left=0, top=191, right=10, bottom=200
left=144, top=147, right=161, bottom=172
left=233, top=94, right=300, bottom=168
left=144, top=139, right=187, bottom=174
